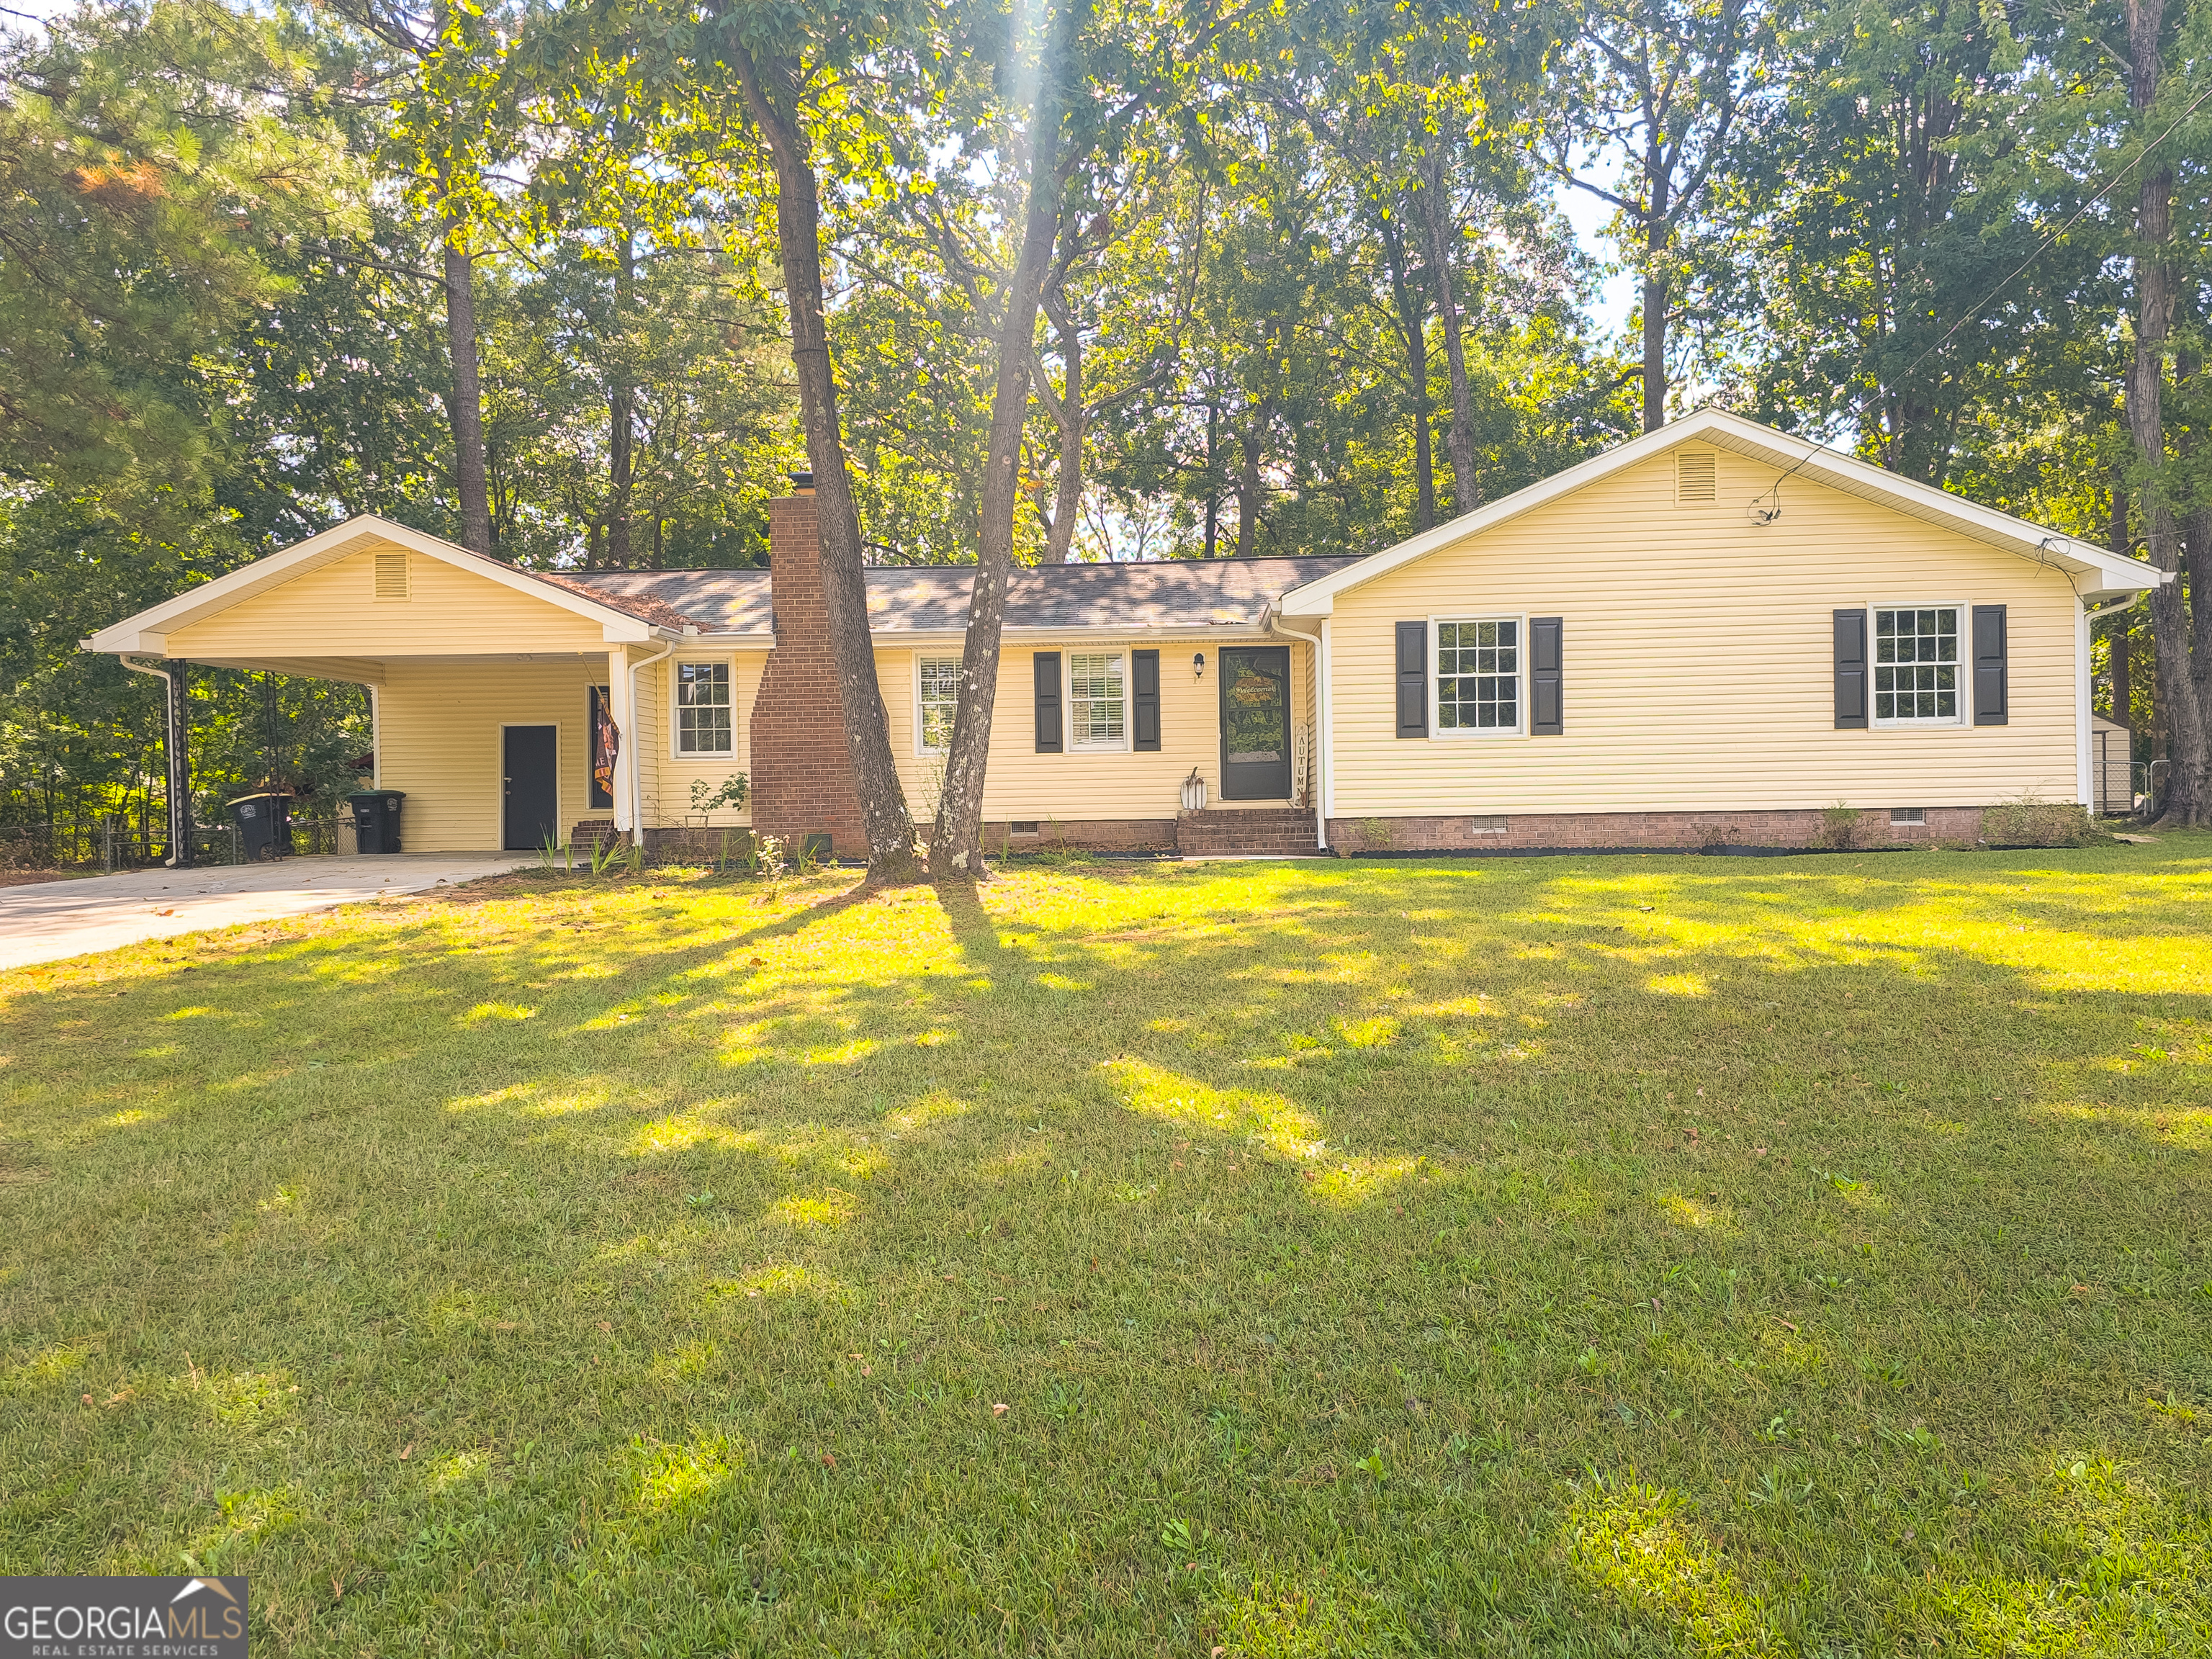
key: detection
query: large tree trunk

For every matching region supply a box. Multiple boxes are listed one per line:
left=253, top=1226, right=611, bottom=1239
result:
left=1037, top=298, right=1083, bottom=565
left=2108, top=485, right=2132, bottom=727
left=1377, top=211, right=1435, bottom=531
left=441, top=218, right=493, bottom=557
left=1234, top=407, right=1268, bottom=556
left=929, top=2, right=1078, bottom=878
left=1416, top=160, right=1478, bottom=512
left=607, top=236, right=637, bottom=568
left=1639, top=139, right=1673, bottom=433
left=733, top=49, right=920, bottom=881
left=2123, top=0, right=2206, bottom=824
left=1202, top=395, right=1221, bottom=557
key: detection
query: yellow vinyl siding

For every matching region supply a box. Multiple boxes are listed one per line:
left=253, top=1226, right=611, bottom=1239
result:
left=374, top=659, right=601, bottom=850
left=1326, top=449, right=2080, bottom=815
left=885, top=639, right=1313, bottom=824
left=165, top=544, right=611, bottom=657
left=637, top=651, right=764, bottom=827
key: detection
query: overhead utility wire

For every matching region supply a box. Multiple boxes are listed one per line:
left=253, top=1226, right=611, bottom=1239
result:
left=1746, top=76, right=2212, bottom=526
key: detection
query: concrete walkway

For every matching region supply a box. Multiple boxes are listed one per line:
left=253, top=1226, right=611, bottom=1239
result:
left=0, top=854, right=531, bottom=972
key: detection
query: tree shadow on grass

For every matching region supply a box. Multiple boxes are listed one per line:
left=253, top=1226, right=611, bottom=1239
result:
left=0, top=845, right=2208, bottom=1654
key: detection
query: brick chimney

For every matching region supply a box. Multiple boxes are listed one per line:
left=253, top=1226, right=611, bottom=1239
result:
left=748, top=484, right=865, bottom=855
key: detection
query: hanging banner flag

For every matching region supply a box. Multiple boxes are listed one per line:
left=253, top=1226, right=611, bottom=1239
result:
left=593, top=696, right=620, bottom=801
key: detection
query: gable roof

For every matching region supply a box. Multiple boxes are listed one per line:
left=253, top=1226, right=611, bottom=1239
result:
left=84, top=514, right=671, bottom=653
left=1275, top=408, right=2163, bottom=616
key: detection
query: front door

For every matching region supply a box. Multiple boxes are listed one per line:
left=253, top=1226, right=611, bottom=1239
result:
left=1219, top=647, right=1292, bottom=800
left=503, top=725, right=559, bottom=850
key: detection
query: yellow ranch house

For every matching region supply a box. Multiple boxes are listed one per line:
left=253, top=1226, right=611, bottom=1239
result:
left=87, top=410, right=2157, bottom=858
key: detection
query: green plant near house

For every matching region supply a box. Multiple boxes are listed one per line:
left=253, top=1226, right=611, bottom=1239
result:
left=1981, top=793, right=2109, bottom=848
left=1819, top=803, right=1863, bottom=850
left=536, top=830, right=568, bottom=873
left=588, top=833, right=625, bottom=877
left=1360, top=817, right=1394, bottom=852
left=689, top=775, right=750, bottom=818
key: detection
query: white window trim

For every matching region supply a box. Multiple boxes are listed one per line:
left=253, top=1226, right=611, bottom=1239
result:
left=1868, top=601, right=1969, bottom=730
left=1429, top=613, right=1527, bottom=739
left=914, top=649, right=961, bottom=757
left=670, top=656, right=737, bottom=757
left=1066, top=646, right=1131, bottom=752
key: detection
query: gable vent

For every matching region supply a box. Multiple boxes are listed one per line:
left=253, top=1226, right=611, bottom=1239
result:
left=1676, top=450, right=1717, bottom=503
left=373, top=551, right=410, bottom=600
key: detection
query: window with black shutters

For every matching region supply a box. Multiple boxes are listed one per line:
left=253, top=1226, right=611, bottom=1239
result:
left=1132, top=649, right=1161, bottom=750
left=1033, top=652, right=1063, bottom=752
left=1395, top=621, right=1427, bottom=738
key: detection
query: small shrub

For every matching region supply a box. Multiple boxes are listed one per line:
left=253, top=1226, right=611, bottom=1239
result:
left=1980, top=796, right=2108, bottom=848
left=1359, top=817, right=1394, bottom=852
left=1818, top=803, right=1863, bottom=850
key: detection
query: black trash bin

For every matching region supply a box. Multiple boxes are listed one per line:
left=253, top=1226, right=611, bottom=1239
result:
left=348, top=791, right=405, bottom=855
left=229, top=792, right=292, bottom=861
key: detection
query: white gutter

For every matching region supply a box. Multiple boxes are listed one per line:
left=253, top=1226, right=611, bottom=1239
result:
left=624, top=638, right=674, bottom=839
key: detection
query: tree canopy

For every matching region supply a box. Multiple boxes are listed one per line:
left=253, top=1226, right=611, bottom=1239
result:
left=1, top=0, right=2206, bottom=843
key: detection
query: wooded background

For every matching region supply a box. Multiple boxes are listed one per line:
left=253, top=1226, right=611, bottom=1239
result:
left=1, top=0, right=2204, bottom=856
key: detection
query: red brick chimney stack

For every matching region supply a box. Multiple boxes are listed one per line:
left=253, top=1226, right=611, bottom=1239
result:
left=747, top=480, right=865, bottom=855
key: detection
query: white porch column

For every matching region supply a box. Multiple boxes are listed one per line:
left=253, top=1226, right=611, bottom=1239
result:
left=609, top=645, right=634, bottom=833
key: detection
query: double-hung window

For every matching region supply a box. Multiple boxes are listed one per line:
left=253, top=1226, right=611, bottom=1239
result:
left=1872, top=606, right=1961, bottom=725
left=1436, top=619, right=1519, bottom=733
left=1068, top=651, right=1127, bottom=750
left=917, top=657, right=961, bottom=754
left=675, top=661, right=732, bottom=753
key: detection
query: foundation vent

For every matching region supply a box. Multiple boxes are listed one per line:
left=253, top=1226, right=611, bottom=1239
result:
left=1676, top=450, right=1717, bottom=503
left=374, top=551, right=410, bottom=601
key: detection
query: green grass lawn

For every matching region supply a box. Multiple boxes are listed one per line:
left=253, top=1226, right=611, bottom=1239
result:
left=4, top=840, right=2211, bottom=1656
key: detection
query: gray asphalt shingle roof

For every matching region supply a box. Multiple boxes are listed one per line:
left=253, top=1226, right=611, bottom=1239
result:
left=567, top=556, right=1363, bottom=636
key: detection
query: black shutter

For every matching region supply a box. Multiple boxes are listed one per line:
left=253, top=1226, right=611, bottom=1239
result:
left=1972, top=605, right=2008, bottom=725
left=1395, top=621, right=1427, bottom=737
left=1833, top=609, right=1867, bottom=729
left=1033, top=652, right=1063, bottom=752
left=1132, top=649, right=1161, bottom=750
left=1529, top=617, right=1563, bottom=735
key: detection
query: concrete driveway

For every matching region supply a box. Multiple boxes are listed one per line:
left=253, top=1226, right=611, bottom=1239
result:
left=0, top=854, right=531, bottom=972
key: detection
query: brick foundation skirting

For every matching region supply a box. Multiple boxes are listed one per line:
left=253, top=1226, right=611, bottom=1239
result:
left=1325, top=805, right=1990, bottom=855
left=984, top=819, right=1178, bottom=852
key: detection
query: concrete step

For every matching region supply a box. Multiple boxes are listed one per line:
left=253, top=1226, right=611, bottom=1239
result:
left=1176, top=809, right=1320, bottom=856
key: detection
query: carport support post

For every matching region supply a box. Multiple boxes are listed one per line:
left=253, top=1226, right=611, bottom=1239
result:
left=163, top=658, right=193, bottom=868
left=608, top=646, right=634, bottom=842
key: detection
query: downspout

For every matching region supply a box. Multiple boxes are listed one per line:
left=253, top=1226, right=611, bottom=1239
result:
left=627, top=637, right=675, bottom=845
left=1317, top=619, right=1334, bottom=850
left=2075, top=579, right=2159, bottom=814
left=120, top=655, right=190, bottom=867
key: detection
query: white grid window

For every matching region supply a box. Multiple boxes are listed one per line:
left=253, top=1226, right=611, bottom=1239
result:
left=1437, top=619, right=1519, bottom=731
left=1874, top=608, right=1959, bottom=723
left=918, top=657, right=960, bottom=754
left=1069, top=651, right=1126, bottom=750
left=675, top=662, right=732, bottom=753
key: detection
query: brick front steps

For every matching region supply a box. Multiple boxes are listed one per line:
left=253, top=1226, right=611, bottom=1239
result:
left=1175, top=806, right=1323, bottom=858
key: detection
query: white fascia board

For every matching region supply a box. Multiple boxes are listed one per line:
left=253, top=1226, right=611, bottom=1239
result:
left=1276, top=407, right=2160, bottom=615
left=82, top=513, right=662, bottom=652
left=871, top=624, right=1278, bottom=647
left=687, top=631, right=778, bottom=647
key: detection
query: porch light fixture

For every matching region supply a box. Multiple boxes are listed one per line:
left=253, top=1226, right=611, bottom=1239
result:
left=1192, top=652, right=1205, bottom=678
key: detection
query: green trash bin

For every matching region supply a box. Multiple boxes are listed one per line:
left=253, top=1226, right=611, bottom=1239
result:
left=347, top=791, right=405, bottom=854
left=229, top=792, right=292, bottom=861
